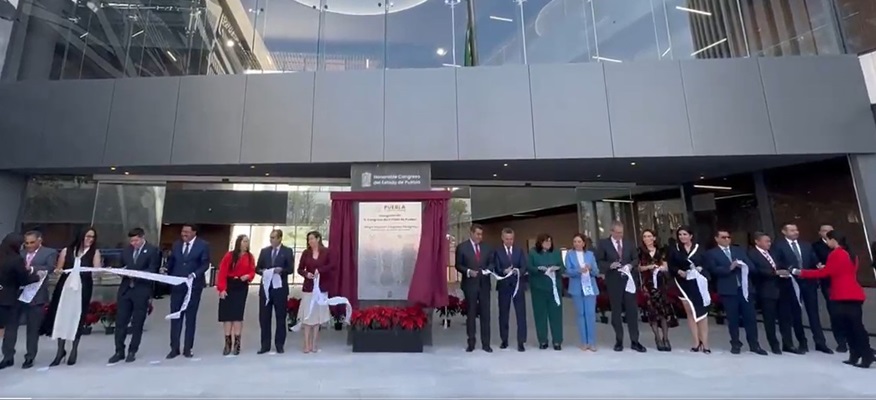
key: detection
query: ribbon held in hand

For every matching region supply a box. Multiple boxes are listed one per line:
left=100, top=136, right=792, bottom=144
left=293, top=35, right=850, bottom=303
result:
left=481, top=268, right=521, bottom=299
left=291, top=273, right=351, bottom=332
left=74, top=267, right=193, bottom=320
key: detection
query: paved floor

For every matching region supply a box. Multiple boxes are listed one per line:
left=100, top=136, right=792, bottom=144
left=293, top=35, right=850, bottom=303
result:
left=1, top=287, right=873, bottom=398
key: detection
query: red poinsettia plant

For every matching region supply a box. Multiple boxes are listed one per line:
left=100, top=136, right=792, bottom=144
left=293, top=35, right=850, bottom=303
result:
left=84, top=301, right=103, bottom=327
left=100, top=302, right=118, bottom=328
left=350, top=306, right=427, bottom=331
left=436, top=295, right=462, bottom=318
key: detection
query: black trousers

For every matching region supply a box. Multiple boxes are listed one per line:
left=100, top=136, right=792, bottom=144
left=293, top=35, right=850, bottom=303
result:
left=170, top=284, right=203, bottom=352
left=2, top=302, right=45, bottom=360
left=608, top=286, right=639, bottom=343
left=820, top=280, right=846, bottom=347
left=832, top=300, right=871, bottom=360
left=463, top=277, right=491, bottom=345
left=497, top=283, right=527, bottom=345
left=722, top=289, right=760, bottom=349
left=115, top=285, right=152, bottom=354
left=760, top=296, right=793, bottom=349
left=259, top=287, right=288, bottom=351
left=795, top=284, right=828, bottom=348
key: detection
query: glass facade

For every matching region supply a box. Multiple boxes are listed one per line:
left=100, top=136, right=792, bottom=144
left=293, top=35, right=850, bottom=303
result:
left=0, top=0, right=847, bottom=81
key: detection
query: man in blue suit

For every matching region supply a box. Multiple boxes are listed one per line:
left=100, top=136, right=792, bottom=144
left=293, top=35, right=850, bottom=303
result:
left=772, top=222, right=833, bottom=354
left=705, top=229, right=767, bottom=355
left=492, top=228, right=528, bottom=352
left=164, top=223, right=210, bottom=359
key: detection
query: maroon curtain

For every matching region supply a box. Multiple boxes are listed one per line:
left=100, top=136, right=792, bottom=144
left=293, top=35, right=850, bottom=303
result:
left=329, top=191, right=451, bottom=310
left=407, top=198, right=449, bottom=308
left=328, top=197, right=358, bottom=308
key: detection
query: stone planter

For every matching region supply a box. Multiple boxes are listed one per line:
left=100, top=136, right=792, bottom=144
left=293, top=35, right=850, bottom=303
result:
left=351, top=329, right=424, bottom=353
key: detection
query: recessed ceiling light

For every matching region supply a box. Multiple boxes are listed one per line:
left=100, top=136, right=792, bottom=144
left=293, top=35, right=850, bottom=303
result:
left=596, top=174, right=601, bottom=178
left=700, top=176, right=705, bottom=180
left=226, top=39, right=235, bottom=47
left=250, top=165, right=255, bottom=169
left=124, top=171, right=130, bottom=175
left=630, top=162, right=636, bottom=166
left=436, top=47, right=447, bottom=56
left=110, top=166, right=116, bottom=171
left=503, top=163, right=508, bottom=167
left=265, top=173, right=270, bottom=176
left=492, top=173, right=498, bottom=177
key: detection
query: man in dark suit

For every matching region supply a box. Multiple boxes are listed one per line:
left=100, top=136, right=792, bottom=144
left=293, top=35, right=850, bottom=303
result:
left=594, top=221, right=645, bottom=352
left=772, top=222, right=833, bottom=354
left=492, top=227, right=527, bottom=352
left=812, top=223, right=846, bottom=353
left=454, top=224, right=494, bottom=353
left=108, top=228, right=161, bottom=364
left=0, top=231, right=57, bottom=369
left=706, top=229, right=767, bottom=355
left=256, top=229, right=294, bottom=354
left=748, top=232, right=799, bottom=354
left=165, top=223, right=210, bottom=359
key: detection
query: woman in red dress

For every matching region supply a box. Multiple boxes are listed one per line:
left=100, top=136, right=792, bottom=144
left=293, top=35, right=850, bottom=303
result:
left=793, top=230, right=872, bottom=368
left=216, top=234, right=255, bottom=355
left=297, top=231, right=334, bottom=353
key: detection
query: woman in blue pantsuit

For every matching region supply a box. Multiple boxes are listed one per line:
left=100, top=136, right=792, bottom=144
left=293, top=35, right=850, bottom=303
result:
left=564, top=233, right=599, bottom=351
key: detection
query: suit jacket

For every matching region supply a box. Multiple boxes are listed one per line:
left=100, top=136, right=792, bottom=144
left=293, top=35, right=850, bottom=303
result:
left=564, top=249, right=599, bottom=297
left=594, top=237, right=639, bottom=290
left=491, top=245, right=527, bottom=291
left=772, top=237, right=818, bottom=289
left=20, top=246, right=57, bottom=305
left=812, top=239, right=831, bottom=265
left=256, top=245, right=295, bottom=293
left=747, top=247, right=782, bottom=300
left=705, top=245, right=755, bottom=297
left=454, top=240, right=493, bottom=289
left=118, top=242, right=161, bottom=294
left=166, top=237, right=211, bottom=288
left=0, top=256, right=39, bottom=306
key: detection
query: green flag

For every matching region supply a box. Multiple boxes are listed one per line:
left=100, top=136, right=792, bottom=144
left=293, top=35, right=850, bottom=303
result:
left=464, top=0, right=477, bottom=67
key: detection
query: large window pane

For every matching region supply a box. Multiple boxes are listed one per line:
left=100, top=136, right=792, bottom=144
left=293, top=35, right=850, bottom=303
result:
left=20, top=176, right=96, bottom=248
left=253, top=0, right=321, bottom=72
left=318, top=0, right=385, bottom=70
left=386, top=0, right=458, bottom=68
left=835, top=0, right=876, bottom=54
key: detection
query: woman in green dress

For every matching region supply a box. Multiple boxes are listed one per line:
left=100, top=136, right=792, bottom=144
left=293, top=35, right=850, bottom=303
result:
left=527, top=233, right=564, bottom=350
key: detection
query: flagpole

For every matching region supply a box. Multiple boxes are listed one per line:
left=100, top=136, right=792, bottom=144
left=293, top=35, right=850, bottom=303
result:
left=465, top=0, right=478, bottom=66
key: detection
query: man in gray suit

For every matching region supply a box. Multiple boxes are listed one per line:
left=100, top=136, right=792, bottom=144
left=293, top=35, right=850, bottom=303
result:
left=0, top=231, right=58, bottom=369
left=594, top=221, right=646, bottom=353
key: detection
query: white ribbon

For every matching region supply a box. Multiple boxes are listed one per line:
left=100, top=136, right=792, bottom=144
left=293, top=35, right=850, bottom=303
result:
left=73, top=267, right=193, bottom=320
left=481, top=268, right=521, bottom=299
left=736, top=261, right=751, bottom=302
left=651, top=268, right=660, bottom=289
left=685, top=268, right=712, bottom=308
left=789, top=275, right=803, bottom=305
left=291, top=273, right=351, bottom=332
left=619, top=264, right=636, bottom=294
left=581, top=271, right=595, bottom=296
left=545, top=267, right=562, bottom=306
left=261, top=268, right=284, bottom=306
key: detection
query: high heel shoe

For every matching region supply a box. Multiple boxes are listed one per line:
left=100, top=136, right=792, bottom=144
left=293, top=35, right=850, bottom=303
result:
left=664, top=338, right=672, bottom=352
left=701, top=342, right=712, bottom=354
left=233, top=335, right=241, bottom=356
left=223, top=335, right=232, bottom=356
left=690, top=342, right=701, bottom=353
left=656, top=338, right=666, bottom=351
left=49, top=349, right=67, bottom=367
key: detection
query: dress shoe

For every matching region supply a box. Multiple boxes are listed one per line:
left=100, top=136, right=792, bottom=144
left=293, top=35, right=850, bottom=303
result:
left=108, top=353, right=125, bottom=364
left=166, top=349, right=180, bottom=359
left=553, top=344, right=562, bottom=351
left=517, top=343, right=525, bottom=352
left=770, top=345, right=782, bottom=355
left=499, top=341, right=509, bottom=349
left=125, top=352, right=136, bottom=363
left=0, top=358, right=13, bottom=370
left=798, top=345, right=809, bottom=354
left=837, top=343, right=848, bottom=353
left=21, top=358, right=34, bottom=369
left=183, top=350, right=194, bottom=358
left=539, top=343, right=549, bottom=350
left=815, top=344, right=834, bottom=354
left=613, top=342, right=623, bottom=352
left=855, top=353, right=874, bottom=369
left=276, top=347, right=284, bottom=354
left=482, top=345, right=493, bottom=353
left=730, top=346, right=741, bottom=355
left=750, top=347, right=768, bottom=356
left=465, top=343, right=475, bottom=352
left=631, top=342, right=646, bottom=353
left=257, top=348, right=270, bottom=355
left=782, top=346, right=802, bottom=355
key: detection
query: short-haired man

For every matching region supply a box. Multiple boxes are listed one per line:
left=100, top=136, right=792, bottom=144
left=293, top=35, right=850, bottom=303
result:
left=109, top=228, right=161, bottom=364
left=455, top=224, right=494, bottom=353
left=0, top=231, right=57, bottom=369
left=255, top=229, right=294, bottom=354
left=492, top=227, right=528, bottom=351
left=165, top=223, right=210, bottom=359
left=594, top=221, right=645, bottom=352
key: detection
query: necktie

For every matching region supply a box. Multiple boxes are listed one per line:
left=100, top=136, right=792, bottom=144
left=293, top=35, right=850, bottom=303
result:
left=722, top=247, right=732, bottom=261
left=474, top=244, right=480, bottom=262
left=761, top=250, right=776, bottom=269
left=25, top=252, right=34, bottom=266
left=272, top=248, right=278, bottom=263
left=791, top=241, right=803, bottom=267
left=506, top=247, right=512, bottom=258
left=183, top=242, right=190, bottom=256
left=616, top=240, right=623, bottom=258
left=134, top=247, right=141, bottom=263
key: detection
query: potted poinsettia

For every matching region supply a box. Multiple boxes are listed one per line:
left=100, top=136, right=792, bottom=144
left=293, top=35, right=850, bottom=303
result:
left=436, top=294, right=461, bottom=328
left=330, top=305, right=347, bottom=331
left=286, top=297, right=302, bottom=331
left=350, top=306, right=427, bottom=353
left=710, top=292, right=725, bottom=325
left=101, top=302, right=118, bottom=334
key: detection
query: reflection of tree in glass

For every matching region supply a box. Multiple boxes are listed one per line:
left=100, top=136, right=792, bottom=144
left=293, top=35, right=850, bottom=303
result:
left=448, top=199, right=470, bottom=246
left=286, top=191, right=332, bottom=244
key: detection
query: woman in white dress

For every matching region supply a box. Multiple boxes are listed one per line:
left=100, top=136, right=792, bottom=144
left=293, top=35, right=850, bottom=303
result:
left=296, top=231, right=333, bottom=353
left=43, top=227, right=102, bottom=367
